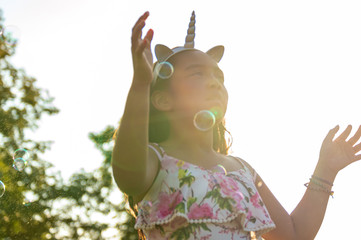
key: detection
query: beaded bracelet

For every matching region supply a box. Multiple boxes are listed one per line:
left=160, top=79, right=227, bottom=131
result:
left=304, top=182, right=334, bottom=198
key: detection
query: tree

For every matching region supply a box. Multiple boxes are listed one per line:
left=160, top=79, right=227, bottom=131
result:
left=0, top=9, right=137, bottom=239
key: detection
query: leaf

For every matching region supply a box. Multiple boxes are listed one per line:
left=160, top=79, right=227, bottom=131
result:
left=175, top=202, right=185, bottom=213
left=178, top=169, right=187, bottom=179
left=187, top=197, right=197, bottom=211
left=249, top=216, right=257, bottom=223
left=179, top=171, right=195, bottom=187
left=200, top=223, right=211, bottom=232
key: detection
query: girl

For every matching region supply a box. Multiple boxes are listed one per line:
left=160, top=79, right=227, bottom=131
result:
left=112, top=11, right=361, bottom=240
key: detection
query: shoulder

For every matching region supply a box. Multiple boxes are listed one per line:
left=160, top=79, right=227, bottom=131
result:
left=229, top=155, right=257, bottom=182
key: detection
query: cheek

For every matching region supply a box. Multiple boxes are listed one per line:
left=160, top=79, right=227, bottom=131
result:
left=170, top=80, right=203, bottom=101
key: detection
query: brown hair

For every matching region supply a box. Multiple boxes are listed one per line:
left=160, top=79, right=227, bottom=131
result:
left=113, top=53, right=233, bottom=239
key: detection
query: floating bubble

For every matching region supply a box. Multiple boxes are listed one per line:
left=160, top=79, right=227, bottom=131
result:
left=193, top=110, right=216, bottom=131
left=0, top=180, right=5, bottom=198
left=13, top=158, right=27, bottom=171
left=154, top=61, right=174, bottom=79
left=1, top=25, right=21, bottom=47
left=13, top=148, right=30, bottom=161
left=211, top=164, right=227, bottom=175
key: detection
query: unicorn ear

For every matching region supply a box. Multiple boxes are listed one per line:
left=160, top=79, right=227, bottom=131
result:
left=206, top=45, right=225, bottom=63
left=155, top=44, right=174, bottom=62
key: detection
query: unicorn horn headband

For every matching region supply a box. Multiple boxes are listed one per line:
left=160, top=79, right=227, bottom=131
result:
left=152, top=11, right=225, bottom=84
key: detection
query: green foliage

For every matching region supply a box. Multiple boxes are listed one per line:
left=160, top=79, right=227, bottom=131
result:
left=0, top=9, right=138, bottom=239
left=178, top=169, right=195, bottom=188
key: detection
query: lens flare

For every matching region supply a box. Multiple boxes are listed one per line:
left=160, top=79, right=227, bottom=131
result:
left=209, top=106, right=224, bottom=120
left=193, top=110, right=216, bottom=131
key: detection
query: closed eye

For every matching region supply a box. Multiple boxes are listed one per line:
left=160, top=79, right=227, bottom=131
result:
left=190, top=72, right=204, bottom=77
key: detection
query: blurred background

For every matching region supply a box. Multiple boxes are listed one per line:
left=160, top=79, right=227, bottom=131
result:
left=0, top=0, right=360, bottom=239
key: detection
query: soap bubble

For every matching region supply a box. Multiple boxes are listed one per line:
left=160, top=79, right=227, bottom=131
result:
left=212, top=164, right=227, bottom=175
left=13, top=158, right=27, bottom=171
left=0, top=25, right=21, bottom=47
left=0, top=180, right=5, bottom=198
left=193, top=110, right=216, bottom=131
left=13, top=148, right=30, bottom=161
left=154, top=61, right=174, bottom=79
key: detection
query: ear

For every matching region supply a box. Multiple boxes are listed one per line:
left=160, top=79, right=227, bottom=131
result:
left=206, top=45, right=224, bottom=63
left=155, top=44, right=174, bottom=62
left=151, top=90, right=173, bottom=111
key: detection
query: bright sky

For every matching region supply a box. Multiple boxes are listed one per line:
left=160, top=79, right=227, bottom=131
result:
left=2, top=0, right=361, bottom=239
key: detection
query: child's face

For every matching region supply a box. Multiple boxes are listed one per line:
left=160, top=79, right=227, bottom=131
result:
left=167, top=50, right=228, bottom=120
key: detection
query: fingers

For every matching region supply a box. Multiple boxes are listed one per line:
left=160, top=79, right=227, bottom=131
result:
left=354, top=142, right=361, bottom=154
left=335, top=124, right=352, bottom=142
left=324, top=125, right=339, bottom=143
left=135, top=11, right=149, bottom=28
left=135, top=29, right=154, bottom=55
left=348, top=125, right=361, bottom=146
left=131, top=11, right=150, bottom=46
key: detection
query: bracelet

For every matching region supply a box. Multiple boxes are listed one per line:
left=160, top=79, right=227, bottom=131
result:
left=304, top=182, right=334, bottom=198
left=311, top=174, right=333, bottom=186
left=309, top=178, right=331, bottom=190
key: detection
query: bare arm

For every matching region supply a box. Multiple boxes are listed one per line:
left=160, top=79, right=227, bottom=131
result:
left=247, top=125, right=361, bottom=240
left=111, top=11, right=157, bottom=197
left=257, top=164, right=335, bottom=240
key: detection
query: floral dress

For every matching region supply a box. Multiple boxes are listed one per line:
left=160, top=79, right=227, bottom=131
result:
left=134, top=143, right=276, bottom=240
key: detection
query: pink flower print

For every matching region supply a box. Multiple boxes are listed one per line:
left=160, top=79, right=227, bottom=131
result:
left=187, top=203, right=214, bottom=219
left=263, top=209, right=270, bottom=218
left=157, top=190, right=183, bottom=219
left=218, top=176, right=239, bottom=197
left=250, top=192, right=262, bottom=209
left=161, top=157, right=178, bottom=172
left=231, top=191, right=245, bottom=210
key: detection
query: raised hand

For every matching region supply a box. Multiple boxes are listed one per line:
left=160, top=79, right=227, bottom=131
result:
left=318, top=125, right=361, bottom=175
left=131, top=11, right=154, bottom=84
